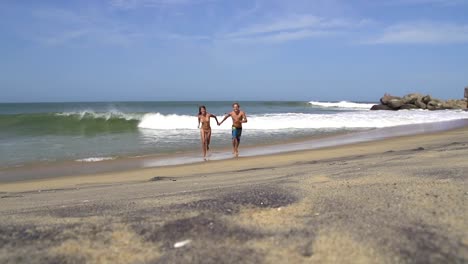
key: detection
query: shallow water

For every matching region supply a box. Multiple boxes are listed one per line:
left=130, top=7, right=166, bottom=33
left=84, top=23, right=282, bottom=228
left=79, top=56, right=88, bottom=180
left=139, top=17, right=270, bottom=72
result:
left=1, top=119, right=467, bottom=183
left=1, top=101, right=468, bottom=168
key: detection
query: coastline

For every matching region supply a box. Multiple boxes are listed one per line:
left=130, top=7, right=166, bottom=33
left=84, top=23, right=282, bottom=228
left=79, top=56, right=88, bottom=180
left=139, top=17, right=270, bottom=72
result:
left=3, top=101, right=468, bottom=172
left=1, top=116, right=467, bottom=263
left=1, top=118, right=467, bottom=192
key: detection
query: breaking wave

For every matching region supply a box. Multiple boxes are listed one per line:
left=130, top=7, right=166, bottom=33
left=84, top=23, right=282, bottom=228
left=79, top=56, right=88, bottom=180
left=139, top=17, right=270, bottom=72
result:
left=309, top=101, right=376, bottom=110
left=2, top=109, right=468, bottom=136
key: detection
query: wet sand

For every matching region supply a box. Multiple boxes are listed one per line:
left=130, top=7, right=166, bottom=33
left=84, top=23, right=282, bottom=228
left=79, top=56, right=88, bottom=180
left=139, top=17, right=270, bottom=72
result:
left=1, top=126, right=468, bottom=263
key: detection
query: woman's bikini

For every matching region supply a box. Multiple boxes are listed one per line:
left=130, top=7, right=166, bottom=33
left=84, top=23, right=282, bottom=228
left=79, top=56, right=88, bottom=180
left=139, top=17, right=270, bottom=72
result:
left=200, top=114, right=211, bottom=131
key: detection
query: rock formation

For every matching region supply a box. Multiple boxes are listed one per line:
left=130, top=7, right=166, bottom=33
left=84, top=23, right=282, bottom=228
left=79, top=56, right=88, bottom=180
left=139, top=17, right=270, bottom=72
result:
left=371, top=93, right=467, bottom=110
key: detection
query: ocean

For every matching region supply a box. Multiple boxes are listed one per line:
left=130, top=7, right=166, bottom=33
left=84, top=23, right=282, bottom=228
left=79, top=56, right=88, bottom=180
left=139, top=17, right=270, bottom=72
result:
left=1, top=101, right=468, bottom=169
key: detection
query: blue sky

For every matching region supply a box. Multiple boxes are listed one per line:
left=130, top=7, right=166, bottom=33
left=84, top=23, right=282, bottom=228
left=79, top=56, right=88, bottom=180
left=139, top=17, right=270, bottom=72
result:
left=1, top=0, right=467, bottom=102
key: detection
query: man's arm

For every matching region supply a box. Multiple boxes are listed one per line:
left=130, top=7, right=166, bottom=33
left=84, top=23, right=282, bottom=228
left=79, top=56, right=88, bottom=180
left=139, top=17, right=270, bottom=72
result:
left=219, top=112, right=231, bottom=125
left=241, top=112, right=248, bottom=123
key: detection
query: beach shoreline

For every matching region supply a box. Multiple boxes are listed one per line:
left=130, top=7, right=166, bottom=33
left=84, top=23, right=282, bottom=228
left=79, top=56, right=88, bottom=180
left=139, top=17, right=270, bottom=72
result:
left=1, top=119, right=467, bottom=193
left=2, top=118, right=468, bottom=186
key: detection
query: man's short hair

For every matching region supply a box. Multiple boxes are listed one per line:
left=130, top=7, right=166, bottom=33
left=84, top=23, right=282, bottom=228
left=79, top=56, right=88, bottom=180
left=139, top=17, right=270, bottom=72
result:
left=232, top=102, right=240, bottom=107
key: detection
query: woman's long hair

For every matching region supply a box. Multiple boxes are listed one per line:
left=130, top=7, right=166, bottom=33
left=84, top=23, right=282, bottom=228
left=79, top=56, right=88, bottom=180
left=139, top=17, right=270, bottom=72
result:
left=198, top=105, right=206, bottom=115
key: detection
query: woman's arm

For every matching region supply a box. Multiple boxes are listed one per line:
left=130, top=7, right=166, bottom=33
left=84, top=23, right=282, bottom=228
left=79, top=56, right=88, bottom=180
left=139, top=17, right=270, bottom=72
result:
left=197, top=116, right=200, bottom=128
left=210, top=114, right=220, bottom=126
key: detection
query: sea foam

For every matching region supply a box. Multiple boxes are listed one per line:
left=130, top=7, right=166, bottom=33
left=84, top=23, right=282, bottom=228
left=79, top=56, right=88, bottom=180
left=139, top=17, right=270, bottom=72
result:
left=137, top=110, right=468, bottom=130
left=308, top=101, right=376, bottom=109
left=57, top=110, right=142, bottom=121
left=76, top=157, right=115, bottom=162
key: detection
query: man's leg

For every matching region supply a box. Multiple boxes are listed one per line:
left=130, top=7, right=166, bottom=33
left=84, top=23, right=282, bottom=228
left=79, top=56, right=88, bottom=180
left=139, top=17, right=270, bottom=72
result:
left=232, top=139, right=236, bottom=154
left=234, top=139, right=240, bottom=157
left=231, top=128, right=237, bottom=154
left=235, top=129, right=242, bottom=156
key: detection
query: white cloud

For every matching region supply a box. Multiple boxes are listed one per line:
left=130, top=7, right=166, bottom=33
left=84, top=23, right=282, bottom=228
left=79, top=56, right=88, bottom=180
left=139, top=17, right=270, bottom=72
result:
left=225, top=15, right=322, bottom=38
left=109, top=0, right=208, bottom=9
left=228, top=29, right=332, bottom=44
left=163, top=33, right=210, bottom=40
left=28, top=8, right=144, bottom=46
left=24, top=3, right=371, bottom=46
left=32, top=8, right=87, bottom=24
left=367, top=22, right=468, bottom=44
left=38, top=29, right=90, bottom=45
left=222, top=15, right=370, bottom=44
left=232, top=1, right=261, bottom=21
left=384, top=0, right=466, bottom=6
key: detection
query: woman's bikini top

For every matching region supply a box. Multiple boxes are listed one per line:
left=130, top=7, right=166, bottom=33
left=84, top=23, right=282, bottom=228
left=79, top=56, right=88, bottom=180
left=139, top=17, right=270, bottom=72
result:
left=200, top=114, right=211, bottom=130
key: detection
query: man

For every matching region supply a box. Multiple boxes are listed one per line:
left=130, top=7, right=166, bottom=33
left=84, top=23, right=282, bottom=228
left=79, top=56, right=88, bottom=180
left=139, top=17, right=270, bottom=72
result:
left=219, top=102, right=248, bottom=157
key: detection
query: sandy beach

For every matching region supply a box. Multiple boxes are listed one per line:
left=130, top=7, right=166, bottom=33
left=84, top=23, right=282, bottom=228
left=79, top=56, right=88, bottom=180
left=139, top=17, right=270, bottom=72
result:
left=2, top=0, right=468, bottom=262
left=1, top=126, right=467, bottom=263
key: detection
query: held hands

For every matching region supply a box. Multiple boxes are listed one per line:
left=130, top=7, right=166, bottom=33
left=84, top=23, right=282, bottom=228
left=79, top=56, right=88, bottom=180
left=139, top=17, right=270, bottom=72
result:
left=217, top=113, right=229, bottom=126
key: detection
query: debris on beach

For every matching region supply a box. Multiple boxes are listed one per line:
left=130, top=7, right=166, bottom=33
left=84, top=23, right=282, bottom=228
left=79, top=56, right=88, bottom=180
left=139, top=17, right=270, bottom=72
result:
left=174, top=239, right=191, bottom=248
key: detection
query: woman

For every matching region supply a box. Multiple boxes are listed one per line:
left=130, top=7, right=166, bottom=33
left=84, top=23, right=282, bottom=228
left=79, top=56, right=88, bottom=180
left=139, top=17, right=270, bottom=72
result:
left=197, top=105, right=219, bottom=160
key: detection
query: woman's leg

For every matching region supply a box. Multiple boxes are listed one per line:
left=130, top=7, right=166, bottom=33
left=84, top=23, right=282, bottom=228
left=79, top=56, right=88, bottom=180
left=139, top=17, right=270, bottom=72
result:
left=200, top=129, right=207, bottom=158
left=206, top=129, right=212, bottom=151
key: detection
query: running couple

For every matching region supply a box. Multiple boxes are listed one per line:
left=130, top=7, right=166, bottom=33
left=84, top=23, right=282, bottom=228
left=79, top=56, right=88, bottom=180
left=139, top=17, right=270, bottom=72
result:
left=197, top=102, right=248, bottom=160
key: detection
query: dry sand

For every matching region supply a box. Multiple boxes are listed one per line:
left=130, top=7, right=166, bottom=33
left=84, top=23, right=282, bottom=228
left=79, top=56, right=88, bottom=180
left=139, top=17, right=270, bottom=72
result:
left=0, top=127, right=467, bottom=263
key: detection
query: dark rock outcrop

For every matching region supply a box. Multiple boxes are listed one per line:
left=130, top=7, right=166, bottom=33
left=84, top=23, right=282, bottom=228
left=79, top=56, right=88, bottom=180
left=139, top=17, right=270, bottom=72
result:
left=402, top=93, right=423, bottom=104
left=414, top=98, right=427, bottom=109
left=370, top=104, right=393, bottom=110
left=442, top=100, right=466, bottom=109
left=380, top=94, right=401, bottom=105
left=427, top=100, right=443, bottom=110
left=371, top=92, right=468, bottom=111
left=387, top=99, right=405, bottom=109
left=422, top=95, right=432, bottom=104
left=400, top=104, right=419, bottom=110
